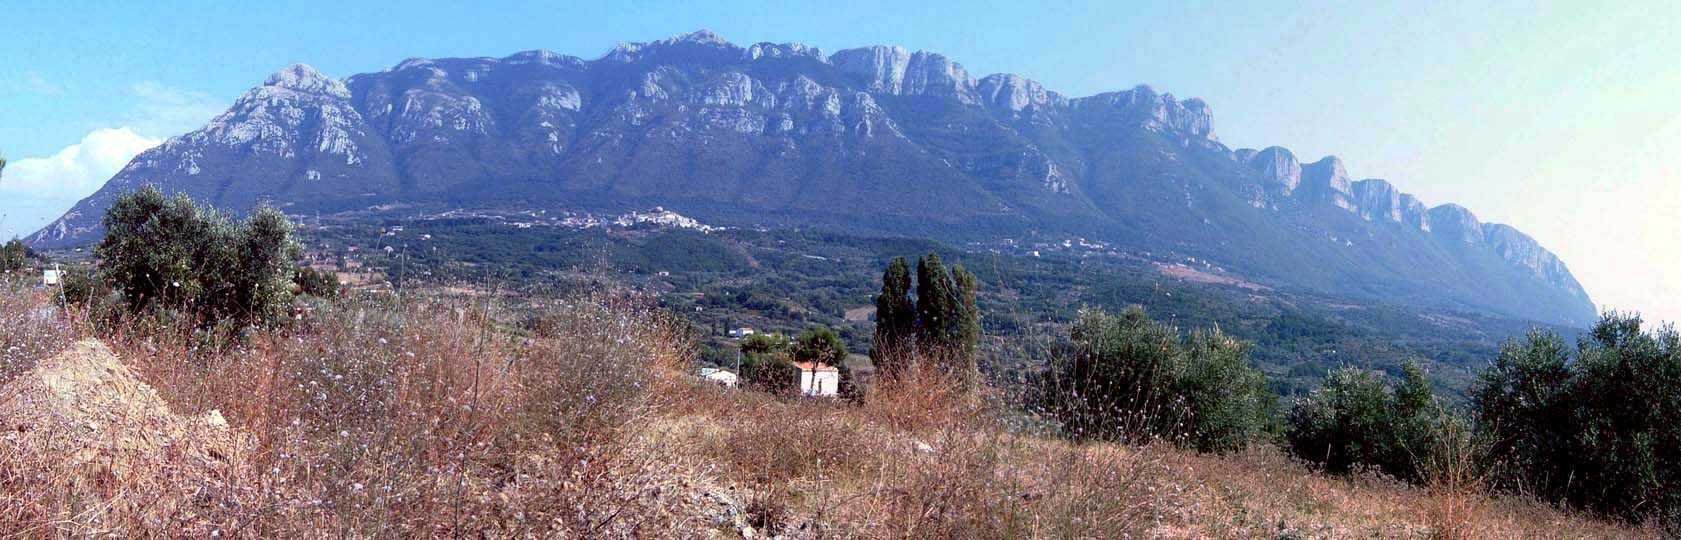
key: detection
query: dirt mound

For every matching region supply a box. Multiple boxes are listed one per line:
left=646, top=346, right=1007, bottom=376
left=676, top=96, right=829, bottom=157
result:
left=0, top=339, right=243, bottom=487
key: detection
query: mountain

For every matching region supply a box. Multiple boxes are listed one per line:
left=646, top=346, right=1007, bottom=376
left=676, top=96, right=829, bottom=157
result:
left=29, top=30, right=1595, bottom=326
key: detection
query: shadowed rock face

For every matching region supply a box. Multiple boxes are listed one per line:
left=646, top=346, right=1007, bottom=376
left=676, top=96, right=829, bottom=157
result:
left=1301, top=157, right=1356, bottom=211
left=1482, top=223, right=1592, bottom=304
left=1243, top=146, right=1302, bottom=195
left=1430, top=204, right=1486, bottom=244
left=1353, top=179, right=1402, bottom=223
left=28, top=29, right=1596, bottom=327
left=1399, top=195, right=1431, bottom=232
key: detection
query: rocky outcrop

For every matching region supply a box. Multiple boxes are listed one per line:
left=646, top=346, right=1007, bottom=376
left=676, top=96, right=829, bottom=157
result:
left=977, top=74, right=1063, bottom=113
left=1429, top=204, right=1484, bottom=244
left=1300, top=156, right=1356, bottom=211
left=1483, top=223, right=1592, bottom=302
left=1352, top=178, right=1402, bottom=222
left=747, top=41, right=826, bottom=62
left=831, top=46, right=979, bottom=104
left=1071, top=85, right=1218, bottom=143
left=1242, top=146, right=1302, bottom=195
left=1399, top=194, right=1431, bottom=232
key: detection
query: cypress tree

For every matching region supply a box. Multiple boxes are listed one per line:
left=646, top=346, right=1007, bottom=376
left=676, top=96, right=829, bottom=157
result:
left=952, top=264, right=981, bottom=376
left=872, top=257, right=916, bottom=378
left=916, top=253, right=958, bottom=361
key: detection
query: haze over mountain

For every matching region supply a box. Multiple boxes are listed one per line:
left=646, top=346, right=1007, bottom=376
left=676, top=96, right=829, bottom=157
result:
left=27, top=30, right=1595, bottom=326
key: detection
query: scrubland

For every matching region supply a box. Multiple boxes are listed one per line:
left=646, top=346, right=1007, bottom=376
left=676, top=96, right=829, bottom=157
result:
left=0, top=282, right=1658, bottom=539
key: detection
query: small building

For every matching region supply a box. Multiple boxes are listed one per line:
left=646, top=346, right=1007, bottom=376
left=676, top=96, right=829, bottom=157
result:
left=41, top=270, right=61, bottom=287
left=699, top=367, right=738, bottom=388
left=728, top=327, right=756, bottom=339
left=794, top=361, right=840, bottom=397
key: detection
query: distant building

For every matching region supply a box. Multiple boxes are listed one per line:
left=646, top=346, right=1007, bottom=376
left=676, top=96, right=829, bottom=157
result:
left=41, top=270, right=61, bottom=287
left=699, top=367, right=738, bottom=388
left=729, top=327, right=756, bottom=339
left=794, top=361, right=840, bottom=397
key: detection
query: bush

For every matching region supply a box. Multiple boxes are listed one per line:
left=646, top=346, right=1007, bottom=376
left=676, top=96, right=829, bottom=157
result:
left=0, top=239, right=29, bottom=273
left=740, top=332, right=799, bottom=395
left=1472, top=312, right=1681, bottom=524
left=293, top=266, right=342, bottom=298
left=1039, top=306, right=1274, bottom=453
left=96, top=186, right=300, bottom=329
left=1284, top=361, right=1449, bottom=482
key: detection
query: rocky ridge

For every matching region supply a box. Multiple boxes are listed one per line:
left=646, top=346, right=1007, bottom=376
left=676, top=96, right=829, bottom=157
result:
left=28, top=30, right=1595, bottom=326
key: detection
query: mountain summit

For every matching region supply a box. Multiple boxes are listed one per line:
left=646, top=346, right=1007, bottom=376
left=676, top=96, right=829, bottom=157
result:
left=29, top=30, right=1595, bottom=326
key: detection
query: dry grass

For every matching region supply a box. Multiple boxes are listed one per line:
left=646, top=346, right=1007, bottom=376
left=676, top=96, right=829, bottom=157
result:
left=0, top=280, right=1665, bottom=539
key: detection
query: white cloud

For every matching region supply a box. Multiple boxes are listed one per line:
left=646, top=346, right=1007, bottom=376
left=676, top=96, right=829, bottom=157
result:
left=126, top=81, right=225, bottom=138
left=0, top=80, right=226, bottom=230
left=0, top=128, right=161, bottom=199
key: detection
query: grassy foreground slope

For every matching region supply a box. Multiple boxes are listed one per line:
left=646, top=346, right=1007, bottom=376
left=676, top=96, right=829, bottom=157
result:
left=0, top=282, right=1654, bottom=539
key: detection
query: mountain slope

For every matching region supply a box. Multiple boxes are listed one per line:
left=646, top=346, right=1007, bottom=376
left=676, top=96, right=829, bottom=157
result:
left=29, top=30, right=1595, bottom=326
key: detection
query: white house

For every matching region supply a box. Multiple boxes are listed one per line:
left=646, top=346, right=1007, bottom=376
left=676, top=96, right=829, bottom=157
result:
left=41, top=270, right=61, bottom=287
left=794, top=361, right=840, bottom=397
left=699, top=367, right=739, bottom=388
left=728, top=327, right=756, bottom=339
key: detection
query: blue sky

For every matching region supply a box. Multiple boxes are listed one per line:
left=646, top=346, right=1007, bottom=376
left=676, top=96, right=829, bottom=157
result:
left=3, top=0, right=1679, bottom=323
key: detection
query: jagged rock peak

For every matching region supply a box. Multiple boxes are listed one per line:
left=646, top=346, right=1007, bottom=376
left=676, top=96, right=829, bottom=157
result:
left=1299, top=156, right=1355, bottom=211
left=1352, top=178, right=1403, bottom=222
left=671, top=29, right=732, bottom=46
left=747, top=41, right=826, bottom=62
left=501, top=49, right=586, bottom=68
left=1243, top=146, right=1301, bottom=194
left=1072, top=85, right=1218, bottom=141
left=977, top=73, right=1061, bottom=112
left=830, top=46, right=978, bottom=104
left=604, top=29, right=743, bottom=62
left=1399, top=194, right=1431, bottom=232
left=1482, top=223, right=1579, bottom=291
left=265, top=64, right=349, bottom=98
left=1429, top=203, right=1484, bottom=243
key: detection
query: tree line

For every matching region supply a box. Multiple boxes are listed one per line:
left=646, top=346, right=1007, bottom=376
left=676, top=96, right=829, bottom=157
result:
left=1028, top=299, right=1681, bottom=527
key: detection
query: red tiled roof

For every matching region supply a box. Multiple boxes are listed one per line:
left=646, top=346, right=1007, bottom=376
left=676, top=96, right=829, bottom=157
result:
left=792, top=361, right=838, bottom=372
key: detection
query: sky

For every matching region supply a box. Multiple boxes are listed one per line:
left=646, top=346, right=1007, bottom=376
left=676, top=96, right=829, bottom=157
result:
left=2, top=0, right=1678, bottom=324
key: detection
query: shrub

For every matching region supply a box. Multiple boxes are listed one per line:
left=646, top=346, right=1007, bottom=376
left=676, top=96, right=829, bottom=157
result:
left=1284, top=361, right=1449, bottom=482
left=1040, top=306, right=1274, bottom=453
left=0, top=239, right=29, bottom=273
left=96, top=186, right=300, bottom=329
left=1472, top=312, right=1681, bottom=524
left=293, top=265, right=342, bottom=299
left=740, top=332, right=799, bottom=395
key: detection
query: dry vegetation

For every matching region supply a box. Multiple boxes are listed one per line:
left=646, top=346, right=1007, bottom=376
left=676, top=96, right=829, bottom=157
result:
left=0, top=280, right=1662, bottom=539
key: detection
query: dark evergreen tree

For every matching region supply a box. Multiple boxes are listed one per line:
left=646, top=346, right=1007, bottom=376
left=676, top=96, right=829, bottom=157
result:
left=952, top=264, right=981, bottom=377
left=795, top=326, right=848, bottom=367
left=872, top=256, right=916, bottom=378
left=915, top=252, right=958, bottom=358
